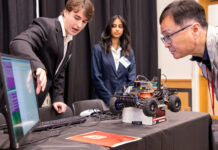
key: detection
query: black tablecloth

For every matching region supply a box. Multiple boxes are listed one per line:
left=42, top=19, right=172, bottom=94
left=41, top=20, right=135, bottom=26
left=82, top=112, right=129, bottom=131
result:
left=0, top=110, right=212, bottom=150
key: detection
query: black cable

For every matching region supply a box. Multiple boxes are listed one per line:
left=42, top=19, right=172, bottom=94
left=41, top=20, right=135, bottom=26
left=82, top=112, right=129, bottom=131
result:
left=20, top=117, right=88, bottom=147
left=78, top=115, right=101, bottom=127
left=20, top=128, right=62, bottom=147
left=90, top=110, right=121, bottom=121
left=20, top=109, right=121, bottom=147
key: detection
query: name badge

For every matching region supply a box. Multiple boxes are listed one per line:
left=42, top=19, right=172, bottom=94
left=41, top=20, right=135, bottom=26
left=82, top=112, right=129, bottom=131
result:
left=119, top=56, right=131, bottom=68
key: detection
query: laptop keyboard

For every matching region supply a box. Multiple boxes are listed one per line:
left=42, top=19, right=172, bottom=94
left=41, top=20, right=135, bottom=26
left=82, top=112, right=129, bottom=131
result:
left=33, top=116, right=86, bottom=132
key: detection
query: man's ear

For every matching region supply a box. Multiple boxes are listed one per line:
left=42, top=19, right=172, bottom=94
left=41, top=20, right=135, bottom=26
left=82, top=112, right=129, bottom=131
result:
left=191, top=23, right=201, bottom=38
left=63, top=9, right=68, bottom=16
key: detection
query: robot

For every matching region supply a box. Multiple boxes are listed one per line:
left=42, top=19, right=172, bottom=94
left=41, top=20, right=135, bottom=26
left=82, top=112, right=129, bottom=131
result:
left=109, top=72, right=181, bottom=117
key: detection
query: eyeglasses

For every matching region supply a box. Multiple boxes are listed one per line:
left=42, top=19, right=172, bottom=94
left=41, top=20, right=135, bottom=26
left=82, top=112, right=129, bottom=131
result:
left=161, top=24, right=192, bottom=44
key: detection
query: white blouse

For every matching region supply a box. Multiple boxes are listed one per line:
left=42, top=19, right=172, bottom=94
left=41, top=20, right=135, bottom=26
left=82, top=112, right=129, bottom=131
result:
left=111, top=46, right=122, bottom=71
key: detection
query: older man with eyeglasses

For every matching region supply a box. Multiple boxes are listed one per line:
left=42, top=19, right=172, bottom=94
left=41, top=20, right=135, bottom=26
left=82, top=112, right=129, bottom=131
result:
left=159, top=0, right=218, bottom=112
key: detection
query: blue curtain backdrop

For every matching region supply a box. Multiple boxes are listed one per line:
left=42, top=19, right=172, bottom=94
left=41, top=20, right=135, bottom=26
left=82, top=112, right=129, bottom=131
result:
left=0, top=0, right=157, bottom=107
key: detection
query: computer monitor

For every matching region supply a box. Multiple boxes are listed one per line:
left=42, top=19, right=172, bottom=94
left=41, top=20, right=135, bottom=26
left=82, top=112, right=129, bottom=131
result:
left=0, top=53, right=40, bottom=149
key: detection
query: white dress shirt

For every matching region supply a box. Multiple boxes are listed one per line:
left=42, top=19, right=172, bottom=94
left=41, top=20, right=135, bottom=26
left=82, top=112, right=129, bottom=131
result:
left=55, top=15, right=73, bottom=74
left=111, top=46, right=122, bottom=71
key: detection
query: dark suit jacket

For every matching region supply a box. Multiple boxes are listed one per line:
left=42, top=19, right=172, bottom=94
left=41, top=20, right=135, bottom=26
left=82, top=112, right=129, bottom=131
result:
left=91, top=44, right=136, bottom=105
left=9, top=17, right=73, bottom=106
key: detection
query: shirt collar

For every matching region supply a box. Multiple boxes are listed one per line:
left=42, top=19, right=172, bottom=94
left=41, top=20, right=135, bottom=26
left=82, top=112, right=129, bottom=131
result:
left=111, top=46, right=122, bottom=53
left=58, top=15, right=73, bottom=40
left=190, top=45, right=211, bottom=71
left=190, top=45, right=210, bottom=63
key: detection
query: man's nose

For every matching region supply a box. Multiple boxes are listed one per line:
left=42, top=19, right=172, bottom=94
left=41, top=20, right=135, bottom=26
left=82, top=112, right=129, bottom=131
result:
left=77, top=20, right=83, bottom=28
left=164, top=42, right=171, bottom=48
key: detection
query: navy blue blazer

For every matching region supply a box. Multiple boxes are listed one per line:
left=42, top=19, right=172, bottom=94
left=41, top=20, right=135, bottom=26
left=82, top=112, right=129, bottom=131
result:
left=91, top=44, right=136, bottom=105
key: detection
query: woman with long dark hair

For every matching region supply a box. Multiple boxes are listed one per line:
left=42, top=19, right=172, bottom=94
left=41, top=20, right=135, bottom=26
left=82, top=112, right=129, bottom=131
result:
left=91, top=15, right=136, bottom=105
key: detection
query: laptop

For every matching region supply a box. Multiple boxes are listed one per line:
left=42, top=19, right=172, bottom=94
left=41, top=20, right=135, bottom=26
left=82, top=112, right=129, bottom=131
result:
left=0, top=53, right=87, bottom=149
left=0, top=53, right=40, bottom=149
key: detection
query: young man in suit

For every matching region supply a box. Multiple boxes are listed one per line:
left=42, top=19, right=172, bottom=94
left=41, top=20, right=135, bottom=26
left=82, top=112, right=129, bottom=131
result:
left=9, top=0, right=94, bottom=113
left=159, top=1, right=218, bottom=102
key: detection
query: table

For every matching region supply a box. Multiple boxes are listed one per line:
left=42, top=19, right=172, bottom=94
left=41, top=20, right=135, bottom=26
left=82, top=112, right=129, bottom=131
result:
left=0, top=110, right=212, bottom=150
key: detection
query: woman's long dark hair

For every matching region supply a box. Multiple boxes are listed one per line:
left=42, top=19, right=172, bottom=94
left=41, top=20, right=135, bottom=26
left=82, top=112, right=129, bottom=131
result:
left=99, top=15, right=131, bottom=56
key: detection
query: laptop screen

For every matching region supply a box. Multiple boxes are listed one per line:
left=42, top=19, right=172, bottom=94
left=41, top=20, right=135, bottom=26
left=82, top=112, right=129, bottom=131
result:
left=0, top=53, right=39, bottom=149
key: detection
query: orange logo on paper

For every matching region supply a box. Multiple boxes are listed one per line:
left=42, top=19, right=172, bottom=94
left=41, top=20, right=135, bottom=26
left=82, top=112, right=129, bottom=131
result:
left=83, top=135, right=107, bottom=139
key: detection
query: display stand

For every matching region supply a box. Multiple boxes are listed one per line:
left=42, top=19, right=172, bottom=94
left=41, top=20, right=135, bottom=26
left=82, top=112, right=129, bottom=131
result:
left=122, top=104, right=166, bottom=125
